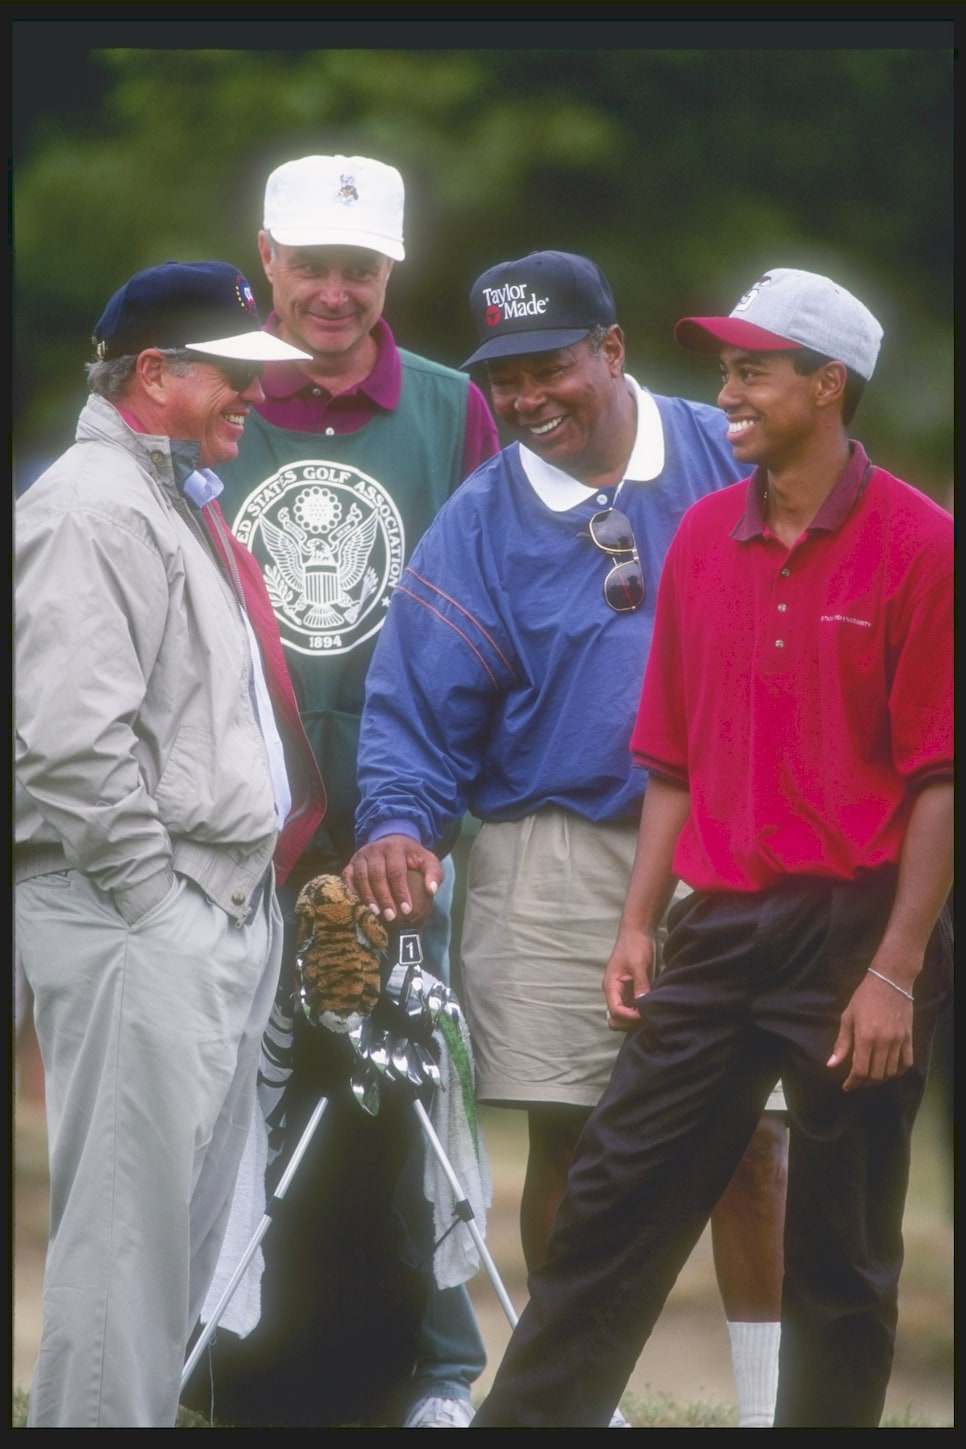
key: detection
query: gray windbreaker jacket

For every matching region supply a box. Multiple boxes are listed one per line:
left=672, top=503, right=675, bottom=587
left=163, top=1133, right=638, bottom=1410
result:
left=15, top=394, right=279, bottom=926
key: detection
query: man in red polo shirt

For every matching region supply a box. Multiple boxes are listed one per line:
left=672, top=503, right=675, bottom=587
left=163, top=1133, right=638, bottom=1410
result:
left=471, top=267, right=953, bottom=1428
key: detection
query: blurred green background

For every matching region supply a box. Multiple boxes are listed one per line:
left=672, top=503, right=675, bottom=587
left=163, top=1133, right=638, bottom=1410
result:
left=11, top=17, right=953, bottom=504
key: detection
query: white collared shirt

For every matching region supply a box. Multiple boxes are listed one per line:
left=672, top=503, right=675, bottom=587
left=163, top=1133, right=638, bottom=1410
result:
left=517, top=375, right=664, bottom=511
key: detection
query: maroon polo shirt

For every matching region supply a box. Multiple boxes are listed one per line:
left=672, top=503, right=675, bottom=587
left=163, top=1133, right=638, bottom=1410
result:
left=254, top=315, right=499, bottom=479
left=632, top=444, right=954, bottom=892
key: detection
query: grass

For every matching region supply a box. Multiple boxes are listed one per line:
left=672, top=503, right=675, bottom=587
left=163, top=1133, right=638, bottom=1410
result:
left=11, top=1387, right=950, bottom=1429
left=11, top=1391, right=211, bottom=1430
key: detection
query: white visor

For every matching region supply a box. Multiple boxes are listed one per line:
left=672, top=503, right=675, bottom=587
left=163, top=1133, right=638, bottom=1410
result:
left=185, top=331, right=311, bottom=363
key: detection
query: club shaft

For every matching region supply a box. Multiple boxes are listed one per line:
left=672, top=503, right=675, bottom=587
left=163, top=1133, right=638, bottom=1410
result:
left=413, top=1098, right=519, bottom=1329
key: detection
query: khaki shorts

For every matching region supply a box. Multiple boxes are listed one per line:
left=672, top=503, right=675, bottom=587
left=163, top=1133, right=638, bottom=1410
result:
left=459, top=818, right=787, bottom=1115
left=460, top=809, right=641, bottom=1108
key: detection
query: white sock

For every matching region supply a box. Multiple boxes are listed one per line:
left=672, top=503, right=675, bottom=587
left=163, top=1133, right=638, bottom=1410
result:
left=727, top=1320, right=781, bottom=1427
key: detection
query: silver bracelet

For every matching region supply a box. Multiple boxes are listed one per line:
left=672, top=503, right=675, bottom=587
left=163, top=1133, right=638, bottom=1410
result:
left=867, top=967, right=915, bottom=1003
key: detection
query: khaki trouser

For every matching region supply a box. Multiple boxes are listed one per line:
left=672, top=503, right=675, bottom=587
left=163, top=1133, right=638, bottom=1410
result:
left=17, top=869, right=282, bottom=1427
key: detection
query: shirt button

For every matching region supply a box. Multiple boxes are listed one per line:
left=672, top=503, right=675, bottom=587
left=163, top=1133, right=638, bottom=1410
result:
left=312, top=387, right=322, bottom=396
left=596, top=493, right=608, bottom=505
left=775, top=639, right=785, bottom=649
left=780, top=567, right=790, bottom=577
left=231, top=890, right=246, bottom=905
left=777, top=602, right=787, bottom=612
left=325, top=427, right=335, bottom=436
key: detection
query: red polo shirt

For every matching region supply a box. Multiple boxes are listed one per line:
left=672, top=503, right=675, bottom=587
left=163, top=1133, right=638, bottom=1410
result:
left=255, top=315, right=499, bottom=479
left=632, top=443, right=953, bottom=892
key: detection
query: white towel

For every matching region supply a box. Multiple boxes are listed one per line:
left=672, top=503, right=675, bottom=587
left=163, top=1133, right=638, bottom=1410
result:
left=422, top=991, right=493, bottom=1290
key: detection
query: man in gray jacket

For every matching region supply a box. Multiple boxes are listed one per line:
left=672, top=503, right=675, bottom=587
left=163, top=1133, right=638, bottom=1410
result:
left=14, top=260, right=312, bottom=1427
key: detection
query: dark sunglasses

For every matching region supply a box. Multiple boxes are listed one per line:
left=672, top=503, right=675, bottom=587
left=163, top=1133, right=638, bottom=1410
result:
left=212, top=358, right=264, bottom=393
left=588, top=507, right=645, bottom=613
left=168, top=351, right=265, bottom=393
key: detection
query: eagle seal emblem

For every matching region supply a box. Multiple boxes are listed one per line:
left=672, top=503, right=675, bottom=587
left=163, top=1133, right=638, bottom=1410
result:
left=231, top=460, right=405, bottom=656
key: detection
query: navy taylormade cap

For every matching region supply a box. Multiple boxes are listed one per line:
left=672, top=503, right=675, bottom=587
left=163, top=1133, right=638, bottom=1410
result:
left=92, top=260, right=310, bottom=364
left=462, top=250, right=618, bottom=367
left=675, top=267, right=883, bottom=382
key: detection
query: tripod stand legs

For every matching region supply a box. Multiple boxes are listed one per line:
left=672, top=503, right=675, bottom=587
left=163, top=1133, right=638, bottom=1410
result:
left=181, top=1096, right=330, bottom=1392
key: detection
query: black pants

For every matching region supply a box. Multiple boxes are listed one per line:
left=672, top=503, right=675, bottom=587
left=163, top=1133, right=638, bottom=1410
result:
left=473, top=873, right=952, bottom=1428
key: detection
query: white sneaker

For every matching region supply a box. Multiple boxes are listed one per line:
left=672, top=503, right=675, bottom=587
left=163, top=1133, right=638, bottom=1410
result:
left=403, top=1395, right=475, bottom=1428
left=609, top=1406, right=632, bottom=1427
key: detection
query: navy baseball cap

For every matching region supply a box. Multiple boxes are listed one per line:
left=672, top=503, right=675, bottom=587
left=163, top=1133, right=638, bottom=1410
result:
left=92, top=260, right=310, bottom=363
left=462, top=250, right=618, bottom=367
